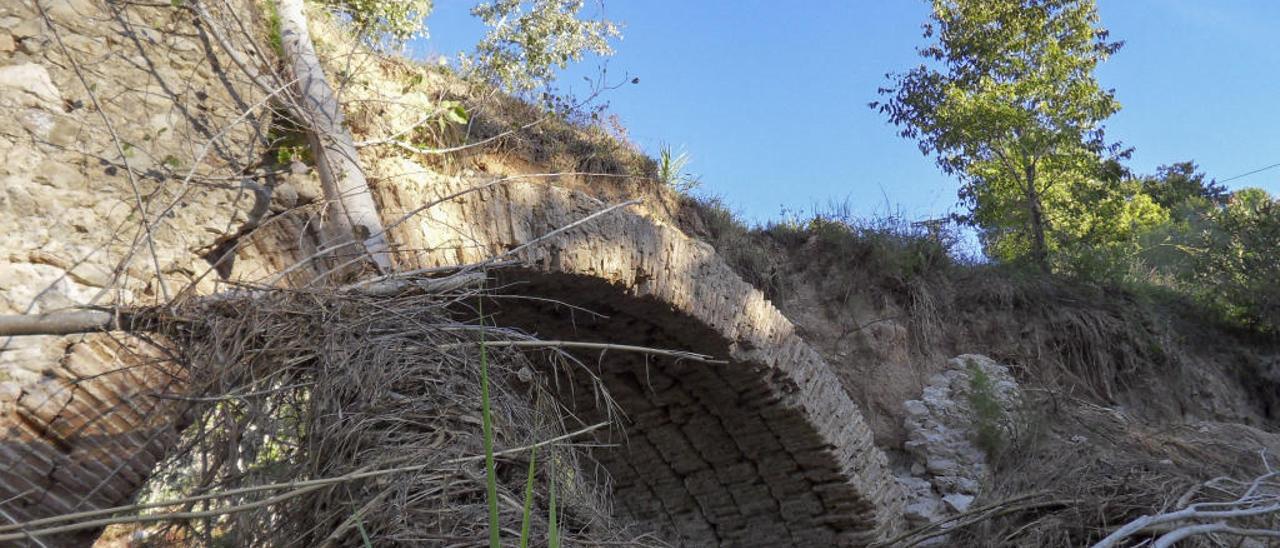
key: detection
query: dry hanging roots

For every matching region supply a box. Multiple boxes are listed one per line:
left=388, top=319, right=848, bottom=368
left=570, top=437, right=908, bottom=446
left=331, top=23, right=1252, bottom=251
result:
left=1, top=278, right=670, bottom=546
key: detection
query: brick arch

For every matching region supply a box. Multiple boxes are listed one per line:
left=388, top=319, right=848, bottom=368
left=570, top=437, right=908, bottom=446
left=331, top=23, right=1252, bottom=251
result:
left=0, top=179, right=904, bottom=545
left=400, top=179, right=905, bottom=544
left=490, top=270, right=902, bottom=545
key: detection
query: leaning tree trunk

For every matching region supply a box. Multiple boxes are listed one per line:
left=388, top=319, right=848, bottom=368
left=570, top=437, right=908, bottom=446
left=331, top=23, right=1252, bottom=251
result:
left=277, top=0, right=392, bottom=274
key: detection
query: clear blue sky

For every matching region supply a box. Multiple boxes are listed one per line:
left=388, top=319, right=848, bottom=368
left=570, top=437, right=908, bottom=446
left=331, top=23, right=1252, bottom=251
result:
left=412, top=1, right=1280, bottom=226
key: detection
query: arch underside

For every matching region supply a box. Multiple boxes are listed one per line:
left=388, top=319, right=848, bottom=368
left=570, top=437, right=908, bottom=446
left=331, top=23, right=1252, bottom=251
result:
left=491, top=269, right=896, bottom=546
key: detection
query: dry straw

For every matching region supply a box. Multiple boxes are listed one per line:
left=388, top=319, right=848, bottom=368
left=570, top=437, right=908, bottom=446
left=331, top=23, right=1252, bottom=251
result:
left=2, top=272, right=667, bottom=546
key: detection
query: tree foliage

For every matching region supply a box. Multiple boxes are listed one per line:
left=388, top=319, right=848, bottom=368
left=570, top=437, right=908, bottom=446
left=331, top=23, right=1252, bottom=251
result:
left=875, top=0, right=1125, bottom=271
left=1140, top=161, right=1229, bottom=213
left=318, top=0, right=620, bottom=93
left=1182, top=188, right=1280, bottom=333
left=324, top=0, right=434, bottom=44
left=468, top=0, right=621, bottom=93
left=1050, top=171, right=1168, bottom=279
left=1062, top=161, right=1280, bottom=334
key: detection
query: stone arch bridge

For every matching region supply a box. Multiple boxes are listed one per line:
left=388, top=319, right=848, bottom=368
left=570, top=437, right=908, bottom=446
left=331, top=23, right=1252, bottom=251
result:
left=0, top=181, right=904, bottom=545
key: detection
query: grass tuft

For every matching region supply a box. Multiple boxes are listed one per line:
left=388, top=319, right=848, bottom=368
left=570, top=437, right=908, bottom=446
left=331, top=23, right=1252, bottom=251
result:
left=548, top=464, right=560, bottom=548
left=519, top=447, right=537, bottom=548
left=479, top=296, right=500, bottom=548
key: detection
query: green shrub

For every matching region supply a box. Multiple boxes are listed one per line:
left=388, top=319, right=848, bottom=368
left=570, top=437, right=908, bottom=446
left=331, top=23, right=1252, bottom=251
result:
left=1183, top=190, right=1280, bottom=334
left=966, top=359, right=1009, bottom=457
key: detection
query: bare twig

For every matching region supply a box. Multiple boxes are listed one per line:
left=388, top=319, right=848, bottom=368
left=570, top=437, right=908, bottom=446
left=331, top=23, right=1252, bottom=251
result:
left=0, top=422, right=607, bottom=540
left=869, top=491, right=1058, bottom=548
left=0, top=506, right=47, bottom=548
left=0, top=484, right=330, bottom=542
left=375, top=118, right=540, bottom=155
left=441, top=340, right=728, bottom=364
left=266, top=171, right=635, bottom=288
left=191, top=1, right=291, bottom=102
left=35, top=1, right=171, bottom=301
left=351, top=106, right=449, bottom=147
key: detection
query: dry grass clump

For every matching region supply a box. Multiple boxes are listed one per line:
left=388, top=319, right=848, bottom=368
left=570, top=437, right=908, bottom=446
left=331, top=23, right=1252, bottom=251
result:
left=679, top=197, right=962, bottom=303
left=935, top=399, right=1280, bottom=547
left=98, top=277, right=655, bottom=546
left=335, top=39, right=658, bottom=186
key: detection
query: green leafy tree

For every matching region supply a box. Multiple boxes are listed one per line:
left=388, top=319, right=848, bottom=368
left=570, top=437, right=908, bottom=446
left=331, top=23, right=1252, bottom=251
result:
left=1051, top=170, right=1168, bottom=279
left=1183, top=188, right=1280, bottom=333
left=329, top=0, right=434, bottom=45
left=1117, top=163, right=1229, bottom=283
left=468, top=0, right=621, bottom=93
left=874, top=0, right=1126, bottom=272
left=1140, top=161, right=1229, bottom=213
left=1120, top=165, right=1280, bottom=334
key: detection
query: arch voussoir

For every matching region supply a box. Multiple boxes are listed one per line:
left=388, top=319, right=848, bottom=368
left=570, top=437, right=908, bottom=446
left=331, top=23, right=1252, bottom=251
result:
left=436, top=181, right=905, bottom=545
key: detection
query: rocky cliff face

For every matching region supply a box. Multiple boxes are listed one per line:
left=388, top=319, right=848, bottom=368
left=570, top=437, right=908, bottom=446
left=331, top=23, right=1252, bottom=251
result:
left=0, top=1, right=270, bottom=540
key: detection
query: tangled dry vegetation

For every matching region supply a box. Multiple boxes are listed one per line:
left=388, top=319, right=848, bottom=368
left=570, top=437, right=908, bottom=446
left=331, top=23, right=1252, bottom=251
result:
left=884, top=399, right=1280, bottom=547
left=7, top=274, right=669, bottom=546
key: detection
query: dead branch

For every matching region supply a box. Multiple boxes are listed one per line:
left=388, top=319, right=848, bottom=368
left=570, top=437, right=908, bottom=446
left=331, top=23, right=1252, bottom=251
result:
left=277, top=0, right=391, bottom=273
left=869, top=491, right=1061, bottom=548
left=1093, top=459, right=1280, bottom=548
left=0, top=310, right=137, bottom=337
left=0, top=273, right=482, bottom=337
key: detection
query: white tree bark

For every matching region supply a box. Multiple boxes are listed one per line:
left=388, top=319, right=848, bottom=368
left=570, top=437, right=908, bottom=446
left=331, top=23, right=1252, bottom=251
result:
left=276, top=0, right=392, bottom=274
left=1093, top=469, right=1280, bottom=548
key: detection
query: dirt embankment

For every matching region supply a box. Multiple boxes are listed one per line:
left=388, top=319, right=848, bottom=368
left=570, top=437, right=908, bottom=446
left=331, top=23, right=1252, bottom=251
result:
left=678, top=203, right=1280, bottom=544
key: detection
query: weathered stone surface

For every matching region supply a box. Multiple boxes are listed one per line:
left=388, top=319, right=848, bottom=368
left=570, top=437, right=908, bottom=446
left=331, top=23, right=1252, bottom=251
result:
left=0, top=382, right=20, bottom=403
left=0, top=62, right=60, bottom=109
left=0, top=0, right=268, bottom=544
left=896, top=354, right=1021, bottom=529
